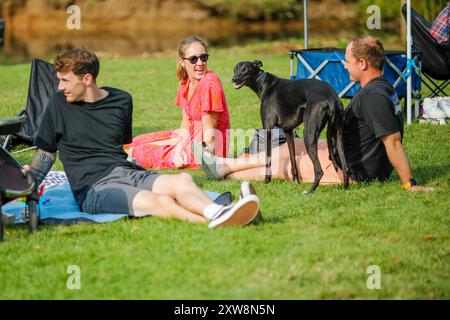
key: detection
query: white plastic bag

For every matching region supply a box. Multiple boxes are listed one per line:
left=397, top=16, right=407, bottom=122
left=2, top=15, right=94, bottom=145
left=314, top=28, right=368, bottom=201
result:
left=422, top=97, right=450, bottom=120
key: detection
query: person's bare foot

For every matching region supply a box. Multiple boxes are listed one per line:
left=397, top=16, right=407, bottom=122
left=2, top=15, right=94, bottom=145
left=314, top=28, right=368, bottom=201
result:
left=193, top=141, right=224, bottom=179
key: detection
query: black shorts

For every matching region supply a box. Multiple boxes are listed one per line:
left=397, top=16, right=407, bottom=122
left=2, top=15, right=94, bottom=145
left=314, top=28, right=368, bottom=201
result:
left=81, top=166, right=161, bottom=216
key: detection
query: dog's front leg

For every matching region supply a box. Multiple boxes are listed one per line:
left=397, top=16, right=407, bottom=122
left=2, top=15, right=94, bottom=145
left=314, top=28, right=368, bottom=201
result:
left=284, top=129, right=299, bottom=183
left=264, top=128, right=272, bottom=183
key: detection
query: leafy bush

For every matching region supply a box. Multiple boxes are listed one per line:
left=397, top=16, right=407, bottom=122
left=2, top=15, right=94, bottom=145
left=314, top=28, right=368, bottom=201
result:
left=356, top=0, right=448, bottom=22
left=196, top=0, right=303, bottom=21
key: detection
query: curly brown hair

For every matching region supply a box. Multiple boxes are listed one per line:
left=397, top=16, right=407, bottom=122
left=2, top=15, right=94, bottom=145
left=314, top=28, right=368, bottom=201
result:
left=54, top=48, right=100, bottom=80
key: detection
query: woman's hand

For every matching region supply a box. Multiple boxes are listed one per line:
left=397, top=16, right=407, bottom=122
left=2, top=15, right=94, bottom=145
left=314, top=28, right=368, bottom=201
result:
left=202, top=112, right=220, bottom=155
left=409, top=185, right=435, bottom=192
left=173, top=142, right=188, bottom=168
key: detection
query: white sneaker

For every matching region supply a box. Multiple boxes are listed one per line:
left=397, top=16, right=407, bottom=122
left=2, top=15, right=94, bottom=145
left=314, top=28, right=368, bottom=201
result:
left=208, top=195, right=260, bottom=229
left=240, top=181, right=263, bottom=224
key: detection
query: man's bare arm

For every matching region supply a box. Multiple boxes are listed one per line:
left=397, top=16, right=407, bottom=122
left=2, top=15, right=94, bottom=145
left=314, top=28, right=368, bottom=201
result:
left=382, top=132, right=434, bottom=192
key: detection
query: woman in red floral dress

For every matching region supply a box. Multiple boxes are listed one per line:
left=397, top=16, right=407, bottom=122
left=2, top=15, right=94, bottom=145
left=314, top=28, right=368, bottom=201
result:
left=124, top=36, right=230, bottom=169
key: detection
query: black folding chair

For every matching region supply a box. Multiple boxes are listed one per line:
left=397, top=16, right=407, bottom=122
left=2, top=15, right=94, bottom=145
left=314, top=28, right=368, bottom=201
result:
left=1, top=58, right=59, bottom=152
left=402, top=4, right=450, bottom=98
left=0, top=18, right=5, bottom=48
left=0, top=116, right=39, bottom=242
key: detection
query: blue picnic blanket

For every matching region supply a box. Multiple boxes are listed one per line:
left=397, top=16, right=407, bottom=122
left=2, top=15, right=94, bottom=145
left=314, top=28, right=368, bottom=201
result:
left=2, top=183, right=223, bottom=225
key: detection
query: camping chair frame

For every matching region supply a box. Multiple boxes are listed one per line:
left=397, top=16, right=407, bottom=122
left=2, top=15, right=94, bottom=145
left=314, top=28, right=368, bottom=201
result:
left=421, top=73, right=449, bottom=98
left=402, top=4, right=450, bottom=99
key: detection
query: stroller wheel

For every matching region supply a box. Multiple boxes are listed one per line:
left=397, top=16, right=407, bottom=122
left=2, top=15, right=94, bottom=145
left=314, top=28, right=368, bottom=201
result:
left=27, top=199, right=39, bottom=233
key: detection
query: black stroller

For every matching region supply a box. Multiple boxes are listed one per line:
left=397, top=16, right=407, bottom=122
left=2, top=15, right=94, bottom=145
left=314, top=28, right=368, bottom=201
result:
left=0, top=115, right=39, bottom=242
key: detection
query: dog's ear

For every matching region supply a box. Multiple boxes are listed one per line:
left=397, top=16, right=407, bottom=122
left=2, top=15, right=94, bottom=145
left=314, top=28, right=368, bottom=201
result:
left=253, top=60, right=263, bottom=68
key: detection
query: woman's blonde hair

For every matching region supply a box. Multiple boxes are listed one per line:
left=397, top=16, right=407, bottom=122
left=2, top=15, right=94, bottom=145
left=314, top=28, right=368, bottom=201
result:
left=177, top=36, right=208, bottom=83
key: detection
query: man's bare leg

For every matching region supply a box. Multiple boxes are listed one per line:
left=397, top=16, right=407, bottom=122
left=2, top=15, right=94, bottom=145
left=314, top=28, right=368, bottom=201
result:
left=226, top=140, right=351, bottom=184
left=132, top=190, right=207, bottom=223
left=134, top=173, right=261, bottom=228
left=151, top=173, right=216, bottom=215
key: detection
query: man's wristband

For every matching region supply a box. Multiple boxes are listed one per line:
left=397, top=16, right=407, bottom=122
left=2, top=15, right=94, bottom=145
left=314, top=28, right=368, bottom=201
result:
left=402, top=178, right=417, bottom=190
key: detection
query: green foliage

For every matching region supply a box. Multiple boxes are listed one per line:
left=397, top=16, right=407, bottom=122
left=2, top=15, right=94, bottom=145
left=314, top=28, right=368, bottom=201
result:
left=197, top=0, right=448, bottom=22
left=2, top=0, right=447, bottom=22
left=356, top=0, right=448, bottom=22
left=196, top=0, right=302, bottom=21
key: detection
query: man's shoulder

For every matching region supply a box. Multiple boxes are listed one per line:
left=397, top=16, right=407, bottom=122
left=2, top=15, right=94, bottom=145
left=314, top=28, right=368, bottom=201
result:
left=356, top=78, right=393, bottom=105
left=103, top=87, right=132, bottom=102
left=358, top=88, right=391, bottom=102
left=364, top=77, right=392, bottom=93
left=48, top=90, right=66, bottom=102
left=45, top=90, right=66, bottom=112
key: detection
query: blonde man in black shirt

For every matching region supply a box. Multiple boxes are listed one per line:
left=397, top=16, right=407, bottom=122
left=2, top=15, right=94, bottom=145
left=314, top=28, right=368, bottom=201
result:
left=196, top=36, right=434, bottom=192
left=343, top=35, right=433, bottom=191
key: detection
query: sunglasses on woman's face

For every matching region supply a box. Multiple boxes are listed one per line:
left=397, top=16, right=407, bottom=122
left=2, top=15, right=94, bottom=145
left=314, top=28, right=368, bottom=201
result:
left=182, top=53, right=209, bottom=64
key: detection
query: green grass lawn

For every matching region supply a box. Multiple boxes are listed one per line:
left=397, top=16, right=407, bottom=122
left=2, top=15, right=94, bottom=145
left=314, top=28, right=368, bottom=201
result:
left=0, top=41, right=449, bottom=299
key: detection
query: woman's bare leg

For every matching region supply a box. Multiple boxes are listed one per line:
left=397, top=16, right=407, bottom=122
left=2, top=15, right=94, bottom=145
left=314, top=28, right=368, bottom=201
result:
left=224, top=139, right=348, bottom=184
left=213, top=152, right=267, bottom=177
left=126, top=138, right=178, bottom=158
left=147, top=138, right=178, bottom=146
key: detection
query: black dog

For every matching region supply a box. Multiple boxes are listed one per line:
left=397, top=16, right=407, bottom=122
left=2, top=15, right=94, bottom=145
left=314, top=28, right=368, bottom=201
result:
left=232, top=60, right=349, bottom=193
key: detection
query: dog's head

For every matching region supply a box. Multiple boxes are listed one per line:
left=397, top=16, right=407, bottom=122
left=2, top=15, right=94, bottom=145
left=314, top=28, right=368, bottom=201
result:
left=232, top=60, right=263, bottom=89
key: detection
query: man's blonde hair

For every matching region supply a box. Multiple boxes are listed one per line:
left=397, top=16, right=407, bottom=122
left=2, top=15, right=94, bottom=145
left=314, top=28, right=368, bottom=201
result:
left=350, top=36, right=385, bottom=70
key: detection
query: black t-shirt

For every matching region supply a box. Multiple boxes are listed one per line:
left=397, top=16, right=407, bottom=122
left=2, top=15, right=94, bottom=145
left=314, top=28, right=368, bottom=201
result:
left=343, top=77, right=404, bottom=182
left=34, top=87, right=134, bottom=206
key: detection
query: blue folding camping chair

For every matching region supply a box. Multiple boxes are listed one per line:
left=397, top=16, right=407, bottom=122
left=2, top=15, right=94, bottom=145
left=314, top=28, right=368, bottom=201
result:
left=289, top=48, right=422, bottom=113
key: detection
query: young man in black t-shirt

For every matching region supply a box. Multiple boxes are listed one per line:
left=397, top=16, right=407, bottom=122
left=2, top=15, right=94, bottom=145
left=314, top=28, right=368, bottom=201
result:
left=343, top=36, right=433, bottom=191
left=24, top=48, right=261, bottom=228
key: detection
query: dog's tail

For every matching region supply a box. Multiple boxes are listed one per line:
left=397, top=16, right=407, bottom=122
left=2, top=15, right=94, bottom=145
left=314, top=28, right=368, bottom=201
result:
left=327, top=98, right=349, bottom=189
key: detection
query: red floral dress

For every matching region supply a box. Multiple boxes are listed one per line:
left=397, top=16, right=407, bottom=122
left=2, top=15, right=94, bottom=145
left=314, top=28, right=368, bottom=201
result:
left=124, top=71, right=230, bottom=169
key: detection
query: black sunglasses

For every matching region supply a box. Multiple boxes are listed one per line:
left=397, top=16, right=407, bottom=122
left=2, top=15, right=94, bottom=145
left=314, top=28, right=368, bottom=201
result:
left=182, top=53, right=209, bottom=64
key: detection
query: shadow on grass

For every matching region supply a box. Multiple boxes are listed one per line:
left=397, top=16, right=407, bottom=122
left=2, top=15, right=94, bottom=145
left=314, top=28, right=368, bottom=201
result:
left=407, top=164, right=450, bottom=184
left=255, top=215, right=285, bottom=224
